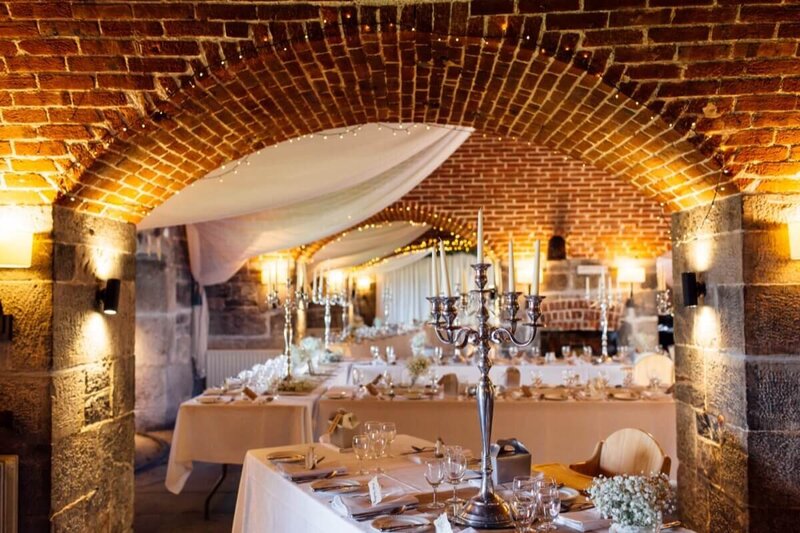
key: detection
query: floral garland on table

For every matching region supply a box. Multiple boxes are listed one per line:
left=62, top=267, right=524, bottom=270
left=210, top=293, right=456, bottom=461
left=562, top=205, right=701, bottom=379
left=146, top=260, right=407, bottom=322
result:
left=405, top=354, right=431, bottom=385
left=588, top=474, right=675, bottom=533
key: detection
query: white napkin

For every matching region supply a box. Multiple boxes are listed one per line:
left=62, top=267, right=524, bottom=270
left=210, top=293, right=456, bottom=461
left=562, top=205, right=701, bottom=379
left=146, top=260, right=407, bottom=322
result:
left=275, top=462, right=347, bottom=482
left=555, top=509, right=612, bottom=531
left=331, top=493, right=418, bottom=518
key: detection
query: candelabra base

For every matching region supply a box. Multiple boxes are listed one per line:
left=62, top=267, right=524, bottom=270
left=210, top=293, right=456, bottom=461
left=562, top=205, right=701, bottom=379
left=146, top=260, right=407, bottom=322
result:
left=453, top=492, right=513, bottom=529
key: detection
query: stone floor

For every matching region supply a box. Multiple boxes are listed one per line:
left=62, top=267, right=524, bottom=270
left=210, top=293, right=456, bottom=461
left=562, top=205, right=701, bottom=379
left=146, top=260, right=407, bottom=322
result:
left=135, top=430, right=241, bottom=532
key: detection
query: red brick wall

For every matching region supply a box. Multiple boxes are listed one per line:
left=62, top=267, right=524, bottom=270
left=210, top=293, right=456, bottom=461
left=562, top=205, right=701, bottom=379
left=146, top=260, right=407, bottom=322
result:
left=401, top=135, right=670, bottom=259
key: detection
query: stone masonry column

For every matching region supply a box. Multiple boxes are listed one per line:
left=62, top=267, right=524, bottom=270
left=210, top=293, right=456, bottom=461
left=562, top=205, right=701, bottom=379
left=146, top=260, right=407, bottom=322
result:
left=672, top=193, right=800, bottom=532
left=0, top=206, right=135, bottom=531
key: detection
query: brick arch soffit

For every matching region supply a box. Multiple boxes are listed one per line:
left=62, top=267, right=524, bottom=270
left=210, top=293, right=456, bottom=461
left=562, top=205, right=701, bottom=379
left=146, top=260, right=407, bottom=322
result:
left=55, top=23, right=737, bottom=224
left=295, top=202, right=484, bottom=268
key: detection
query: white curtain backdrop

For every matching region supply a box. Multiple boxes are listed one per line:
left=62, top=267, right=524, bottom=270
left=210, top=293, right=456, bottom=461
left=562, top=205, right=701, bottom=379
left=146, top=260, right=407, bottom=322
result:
left=376, top=252, right=500, bottom=325
left=184, top=126, right=472, bottom=285
left=311, top=222, right=429, bottom=273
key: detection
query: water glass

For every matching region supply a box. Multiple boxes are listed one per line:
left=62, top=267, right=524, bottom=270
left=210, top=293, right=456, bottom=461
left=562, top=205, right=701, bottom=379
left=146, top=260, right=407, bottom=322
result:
left=536, top=486, right=560, bottom=531
left=511, top=498, right=535, bottom=533
left=351, top=368, right=363, bottom=387
left=560, top=345, right=571, bottom=359
left=512, top=475, right=536, bottom=503
left=582, top=345, right=593, bottom=360
left=381, top=422, right=397, bottom=456
left=530, top=370, right=544, bottom=389
left=370, top=345, right=381, bottom=363
left=422, top=459, right=446, bottom=510
left=364, top=420, right=382, bottom=456
left=352, top=434, right=369, bottom=475
left=385, top=346, right=396, bottom=365
left=445, top=452, right=467, bottom=510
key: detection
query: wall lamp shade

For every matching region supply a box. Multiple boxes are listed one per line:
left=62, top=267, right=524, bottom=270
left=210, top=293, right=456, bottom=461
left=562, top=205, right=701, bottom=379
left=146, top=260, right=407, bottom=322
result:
left=681, top=272, right=706, bottom=308
left=618, top=265, right=646, bottom=284
left=97, top=279, right=121, bottom=315
left=789, top=221, right=800, bottom=260
left=0, top=229, right=33, bottom=268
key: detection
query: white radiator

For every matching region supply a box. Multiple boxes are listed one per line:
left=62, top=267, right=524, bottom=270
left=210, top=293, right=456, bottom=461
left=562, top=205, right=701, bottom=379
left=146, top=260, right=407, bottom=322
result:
left=206, top=349, right=282, bottom=387
left=0, top=455, right=18, bottom=533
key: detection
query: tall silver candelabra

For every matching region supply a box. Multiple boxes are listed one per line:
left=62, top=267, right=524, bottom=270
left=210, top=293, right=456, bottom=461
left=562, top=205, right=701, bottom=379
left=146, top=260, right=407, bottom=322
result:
left=312, top=288, right=346, bottom=350
left=428, top=263, right=544, bottom=529
left=268, top=280, right=308, bottom=381
left=589, top=284, right=619, bottom=361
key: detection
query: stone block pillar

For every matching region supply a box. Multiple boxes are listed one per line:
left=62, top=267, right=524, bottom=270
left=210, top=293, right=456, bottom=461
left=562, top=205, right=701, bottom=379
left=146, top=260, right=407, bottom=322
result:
left=0, top=206, right=135, bottom=531
left=673, top=193, right=800, bottom=532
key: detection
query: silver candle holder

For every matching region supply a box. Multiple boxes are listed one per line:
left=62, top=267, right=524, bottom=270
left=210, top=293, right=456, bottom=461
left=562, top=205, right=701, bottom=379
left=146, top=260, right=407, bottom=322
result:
left=312, top=287, right=346, bottom=350
left=268, top=279, right=308, bottom=381
left=428, top=263, right=544, bottom=529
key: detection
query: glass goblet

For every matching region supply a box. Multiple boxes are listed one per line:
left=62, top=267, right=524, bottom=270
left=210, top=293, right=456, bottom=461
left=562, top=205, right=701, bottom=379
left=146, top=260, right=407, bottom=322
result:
left=536, top=486, right=561, bottom=532
left=352, top=434, right=369, bottom=475
left=511, top=498, right=535, bottom=533
left=445, top=452, right=467, bottom=513
left=380, top=422, right=397, bottom=457
left=422, top=459, right=446, bottom=511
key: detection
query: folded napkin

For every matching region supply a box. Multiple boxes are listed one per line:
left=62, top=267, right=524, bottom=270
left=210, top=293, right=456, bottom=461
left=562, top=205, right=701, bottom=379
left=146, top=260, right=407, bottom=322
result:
left=555, top=509, right=611, bottom=531
left=275, top=462, right=347, bottom=482
left=331, top=493, right=418, bottom=518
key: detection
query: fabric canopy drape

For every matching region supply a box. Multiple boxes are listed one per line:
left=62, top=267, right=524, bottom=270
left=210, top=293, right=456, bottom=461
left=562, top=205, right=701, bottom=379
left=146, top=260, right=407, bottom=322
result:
left=376, top=252, right=500, bottom=324
left=183, top=125, right=472, bottom=286
left=311, top=222, right=429, bottom=273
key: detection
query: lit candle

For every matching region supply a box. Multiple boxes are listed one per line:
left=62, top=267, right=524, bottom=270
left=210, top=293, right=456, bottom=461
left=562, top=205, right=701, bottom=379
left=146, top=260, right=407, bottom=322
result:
left=507, top=234, right=515, bottom=292
left=585, top=276, right=590, bottom=299
left=531, top=239, right=540, bottom=296
left=439, top=240, right=451, bottom=297
left=477, top=209, right=484, bottom=264
left=430, top=247, right=439, bottom=296
left=461, top=268, right=468, bottom=294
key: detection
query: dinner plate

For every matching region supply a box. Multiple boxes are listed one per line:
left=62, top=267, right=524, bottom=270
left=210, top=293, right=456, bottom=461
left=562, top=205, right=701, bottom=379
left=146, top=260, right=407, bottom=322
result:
left=196, top=396, right=222, bottom=404
left=203, top=387, right=224, bottom=396
left=559, top=486, right=580, bottom=502
left=310, top=478, right=362, bottom=494
left=403, top=392, right=425, bottom=400
left=543, top=392, right=569, bottom=401
left=325, top=391, right=351, bottom=400
left=266, top=451, right=304, bottom=463
left=370, top=514, right=431, bottom=532
left=611, top=391, right=639, bottom=401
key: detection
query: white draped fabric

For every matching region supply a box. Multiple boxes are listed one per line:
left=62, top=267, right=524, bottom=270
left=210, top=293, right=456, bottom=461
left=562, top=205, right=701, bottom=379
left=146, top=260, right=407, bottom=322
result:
left=311, top=222, right=429, bottom=273
left=183, top=126, right=472, bottom=285
left=376, top=252, right=499, bottom=324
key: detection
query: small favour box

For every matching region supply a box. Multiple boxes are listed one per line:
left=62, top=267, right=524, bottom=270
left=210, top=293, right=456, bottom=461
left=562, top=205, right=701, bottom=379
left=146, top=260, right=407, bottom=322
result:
left=505, top=367, right=521, bottom=388
left=326, top=409, right=360, bottom=449
left=490, top=438, right=531, bottom=485
left=438, top=373, right=459, bottom=397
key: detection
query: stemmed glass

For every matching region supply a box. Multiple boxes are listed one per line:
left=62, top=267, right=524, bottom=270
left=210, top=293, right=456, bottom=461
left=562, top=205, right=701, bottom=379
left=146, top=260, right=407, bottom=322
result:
left=561, top=345, right=571, bottom=359
left=351, top=368, right=363, bottom=388
left=511, top=499, right=535, bottom=533
left=536, top=485, right=561, bottom=531
left=445, top=450, right=467, bottom=513
left=380, top=422, right=397, bottom=457
left=422, top=459, right=445, bottom=511
left=352, top=434, right=369, bottom=475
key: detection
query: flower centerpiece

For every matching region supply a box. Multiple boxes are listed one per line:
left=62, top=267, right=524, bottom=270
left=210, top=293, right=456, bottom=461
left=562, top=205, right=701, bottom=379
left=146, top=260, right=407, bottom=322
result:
left=405, top=354, right=431, bottom=387
left=588, top=474, right=675, bottom=533
left=410, top=331, right=426, bottom=356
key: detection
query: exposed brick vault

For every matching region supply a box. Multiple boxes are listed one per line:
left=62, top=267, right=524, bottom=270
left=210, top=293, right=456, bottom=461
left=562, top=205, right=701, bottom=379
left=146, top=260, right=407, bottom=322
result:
left=12, top=1, right=800, bottom=221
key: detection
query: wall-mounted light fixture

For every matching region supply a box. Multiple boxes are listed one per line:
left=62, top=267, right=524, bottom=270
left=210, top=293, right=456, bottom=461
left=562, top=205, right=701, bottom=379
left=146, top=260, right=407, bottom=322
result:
left=789, top=220, right=800, bottom=260
left=97, top=279, right=121, bottom=315
left=617, top=260, right=646, bottom=308
left=681, top=272, right=706, bottom=308
left=0, top=300, right=12, bottom=342
left=0, top=228, right=33, bottom=268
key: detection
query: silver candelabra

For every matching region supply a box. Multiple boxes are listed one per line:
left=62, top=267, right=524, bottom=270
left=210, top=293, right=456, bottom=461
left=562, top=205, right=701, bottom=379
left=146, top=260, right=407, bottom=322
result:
left=267, top=279, right=308, bottom=381
left=312, top=287, right=346, bottom=350
left=428, top=263, right=544, bottom=529
left=588, top=282, right=620, bottom=361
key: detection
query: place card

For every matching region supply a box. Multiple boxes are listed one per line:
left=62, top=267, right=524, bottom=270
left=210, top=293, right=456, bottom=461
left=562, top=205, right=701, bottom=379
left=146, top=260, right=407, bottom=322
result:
left=521, top=385, right=533, bottom=398
left=368, top=476, right=383, bottom=505
left=243, top=386, right=258, bottom=400
left=433, top=513, right=454, bottom=533
left=365, top=383, right=380, bottom=396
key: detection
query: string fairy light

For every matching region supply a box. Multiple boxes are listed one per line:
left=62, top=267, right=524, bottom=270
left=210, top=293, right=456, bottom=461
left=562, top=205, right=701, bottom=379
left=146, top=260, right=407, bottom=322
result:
left=47, top=15, right=733, bottom=220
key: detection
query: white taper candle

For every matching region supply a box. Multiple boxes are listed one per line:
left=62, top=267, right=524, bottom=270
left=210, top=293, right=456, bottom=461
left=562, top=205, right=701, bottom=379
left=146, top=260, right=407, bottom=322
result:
left=430, top=247, right=439, bottom=296
left=439, top=240, right=451, bottom=297
left=477, top=208, right=484, bottom=264
left=507, top=234, right=515, bottom=292
left=532, top=239, right=541, bottom=295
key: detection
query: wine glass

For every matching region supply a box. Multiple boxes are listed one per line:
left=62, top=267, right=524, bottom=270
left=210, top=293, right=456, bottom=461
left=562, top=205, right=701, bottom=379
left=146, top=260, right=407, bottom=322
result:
left=530, top=370, right=544, bottom=389
left=351, top=367, right=363, bottom=388
left=647, top=366, right=662, bottom=390
left=422, top=459, right=446, bottom=510
left=364, top=421, right=382, bottom=458
left=380, top=422, right=397, bottom=457
left=511, top=498, right=535, bottom=533
left=512, top=475, right=536, bottom=503
left=445, top=451, right=467, bottom=512
left=370, top=434, right=387, bottom=472
left=536, top=485, right=560, bottom=531
left=561, top=345, right=571, bottom=359
left=352, top=434, right=369, bottom=475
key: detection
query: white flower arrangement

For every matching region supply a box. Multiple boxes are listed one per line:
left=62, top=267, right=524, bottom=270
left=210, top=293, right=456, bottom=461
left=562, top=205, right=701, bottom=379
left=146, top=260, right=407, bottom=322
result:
left=588, top=473, right=674, bottom=531
left=410, top=331, right=427, bottom=356
left=405, top=354, right=431, bottom=382
left=299, top=336, right=323, bottom=353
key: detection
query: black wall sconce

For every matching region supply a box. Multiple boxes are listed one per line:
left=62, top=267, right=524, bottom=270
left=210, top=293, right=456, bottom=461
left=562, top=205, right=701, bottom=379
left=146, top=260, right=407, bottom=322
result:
left=97, top=279, right=121, bottom=315
left=681, top=272, right=706, bottom=308
left=0, top=300, right=12, bottom=342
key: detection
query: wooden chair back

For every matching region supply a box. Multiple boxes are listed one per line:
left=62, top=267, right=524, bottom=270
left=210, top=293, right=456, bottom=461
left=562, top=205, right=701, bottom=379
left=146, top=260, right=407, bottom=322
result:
left=632, top=354, right=674, bottom=387
left=599, top=428, right=671, bottom=477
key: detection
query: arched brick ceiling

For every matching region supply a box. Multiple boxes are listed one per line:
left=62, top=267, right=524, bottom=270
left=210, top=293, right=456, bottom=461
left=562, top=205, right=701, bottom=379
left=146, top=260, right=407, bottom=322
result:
left=13, top=1, right=800, bottom=219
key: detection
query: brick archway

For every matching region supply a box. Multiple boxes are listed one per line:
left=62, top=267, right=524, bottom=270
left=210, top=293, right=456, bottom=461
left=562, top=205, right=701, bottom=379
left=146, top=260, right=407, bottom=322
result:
left=55, top=26, right=729, bottom=222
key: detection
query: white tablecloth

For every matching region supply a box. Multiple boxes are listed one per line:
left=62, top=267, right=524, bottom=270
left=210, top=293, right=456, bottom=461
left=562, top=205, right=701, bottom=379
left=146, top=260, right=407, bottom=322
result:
left=232, top=435, right=691, bottom=533
left=348, top=360, right=630, bottom=387
left=317, top=396, right=676, bottom=478
left=165, top=387, right=324, bottom=494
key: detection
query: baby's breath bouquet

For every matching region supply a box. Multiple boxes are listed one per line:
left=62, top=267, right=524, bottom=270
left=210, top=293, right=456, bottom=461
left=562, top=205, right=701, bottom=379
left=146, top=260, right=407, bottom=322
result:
left=410, top=331, right=426, bottom=356
left=588, top=473, right=674, bottom=533
left=405, top=354, right=431, bottom=385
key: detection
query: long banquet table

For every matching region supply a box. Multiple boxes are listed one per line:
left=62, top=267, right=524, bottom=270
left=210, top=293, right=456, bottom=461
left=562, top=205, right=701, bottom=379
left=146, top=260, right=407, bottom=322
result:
left=232, top=434, right=691, bottom=533
left=317, top=394, right=676, bottom=477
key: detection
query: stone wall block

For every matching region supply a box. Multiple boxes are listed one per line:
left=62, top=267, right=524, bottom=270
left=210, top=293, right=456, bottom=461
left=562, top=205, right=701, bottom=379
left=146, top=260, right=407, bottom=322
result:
left=113, top=355, right=135, bottom=417
left=676, top=463, right=709, bottom=533
left=51, top=282, right=107, bottom=369
left=746, top=359, right=800, bottom=431
left=0, top=376, right=51, bottom=442
left=742, top=193, right=800, bottom=231
left=742, top=230, right=800, bottom=285
left=704, top=350, right=747, bottom=429
left=53, top=205, right=136, bottom=251
left=52, top=242, right=76, bottom=281
left=712, top=285, right=746, bottom=353
left=135, top=257, right=169, bottom=313
left=165, top=364, right=193, bottom=422
left=0, top=280, right=53, bottom=371
left=84, top=390, right=112, bottom=425
left=697, top=433, right=748, bottom=506
left=673, top=346, right=704, bottom=409
left=51, top=428, right=101, bottom=512
left=707, top=485, right=748, bottom=533
left=51, top=370, right=85, bottom=441
left=747, top=431, right=800, bottom=508
left=671, top=196, right=742, bottom=245
left=748, top=507, right=800, bottom=533
left=676, top=400, right=699, bottom=465
left=744, top=284, right=800, bottom=355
